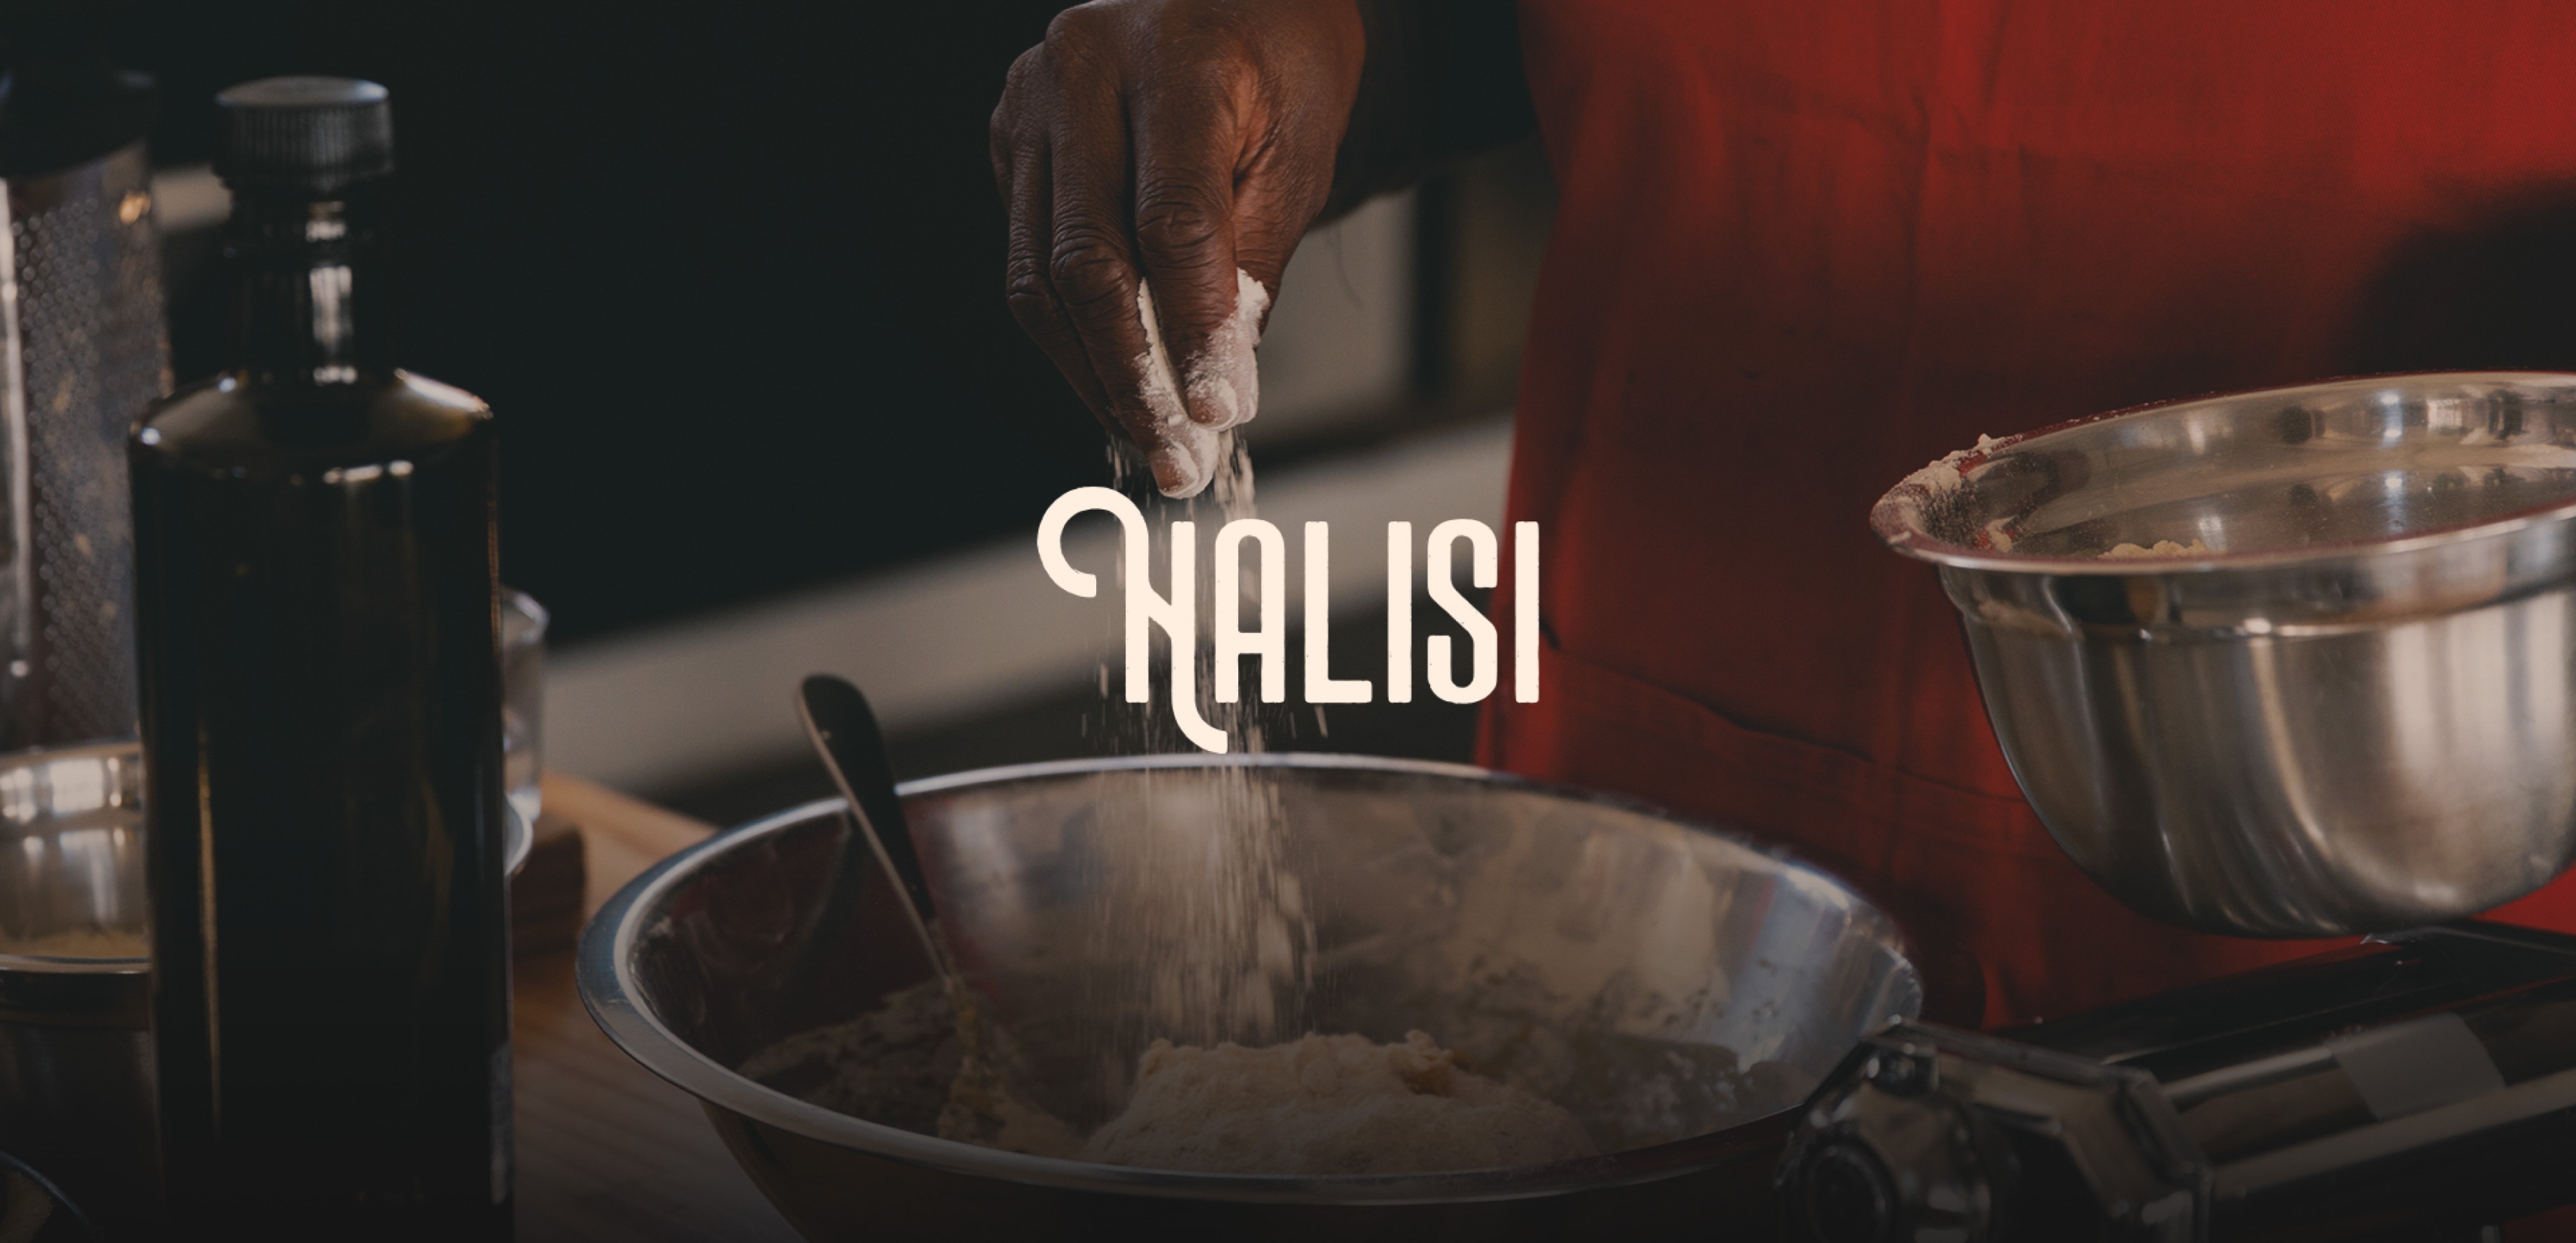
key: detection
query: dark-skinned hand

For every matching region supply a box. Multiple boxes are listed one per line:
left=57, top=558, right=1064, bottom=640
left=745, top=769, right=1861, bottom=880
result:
left=991, top=0, right=1365, bottom=498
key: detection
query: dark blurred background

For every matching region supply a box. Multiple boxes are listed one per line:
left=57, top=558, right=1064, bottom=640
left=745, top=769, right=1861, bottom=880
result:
left=57, top=3, right=2576, bottom=807
left=101, top=0, right=1545, bottom=642
left=118, top=0, right=1140, bottom=643
left=76, top=0, right=1557, bottom=802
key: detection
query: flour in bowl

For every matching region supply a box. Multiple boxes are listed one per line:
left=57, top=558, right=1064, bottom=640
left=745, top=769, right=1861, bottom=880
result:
left=1080, top=1031, right=1594, bottom=1175
left=2099, top=538, right=2215, bottom=559
left=1898, top=433, right=2010, bottom=498
left=743, top=997, right=1597, bottom=1176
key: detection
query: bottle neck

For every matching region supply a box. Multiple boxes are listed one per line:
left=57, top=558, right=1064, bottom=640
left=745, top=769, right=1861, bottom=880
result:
left=223, top=188, right=391, bottom=387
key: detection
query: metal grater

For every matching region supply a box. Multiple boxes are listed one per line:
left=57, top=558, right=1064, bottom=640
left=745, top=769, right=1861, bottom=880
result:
left=0, top=141, right=171, bottom=752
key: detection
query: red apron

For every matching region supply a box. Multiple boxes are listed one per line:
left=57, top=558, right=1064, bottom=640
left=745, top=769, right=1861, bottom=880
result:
left=1483, top=0, right=2576, bottom=1031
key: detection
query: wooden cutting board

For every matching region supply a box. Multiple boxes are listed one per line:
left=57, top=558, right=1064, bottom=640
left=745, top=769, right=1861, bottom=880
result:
left=512, top=773, right=802, bottom=1243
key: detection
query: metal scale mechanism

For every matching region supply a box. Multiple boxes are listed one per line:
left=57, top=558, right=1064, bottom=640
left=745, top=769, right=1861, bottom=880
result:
left=1779, top=922, right=2576, bottom=1241
left=1821, top=374, right=2576, bottom=1241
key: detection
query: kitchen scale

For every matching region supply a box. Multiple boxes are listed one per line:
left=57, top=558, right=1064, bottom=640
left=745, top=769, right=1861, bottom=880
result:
left=1778, top=921, right=2576, bottom=1240
left=1812, top=374, right=2576, bottom=1241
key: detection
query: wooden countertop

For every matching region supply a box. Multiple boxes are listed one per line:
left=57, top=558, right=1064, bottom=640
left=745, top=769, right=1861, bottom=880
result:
left=512, top=774, right=801, bottom=1242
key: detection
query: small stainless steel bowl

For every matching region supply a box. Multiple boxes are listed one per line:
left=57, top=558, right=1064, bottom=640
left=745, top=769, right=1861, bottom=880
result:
left=0, top=742, right=151, bottom=1230
left=0, top=740, right=531, bottom=1230
left=1872, top=372, right=2576, bottom=937
left=578, top=754, right=1919, bottom=1241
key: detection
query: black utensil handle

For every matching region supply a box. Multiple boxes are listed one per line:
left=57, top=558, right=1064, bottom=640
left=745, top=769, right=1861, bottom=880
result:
left=797, top=674, right=939, bottom=924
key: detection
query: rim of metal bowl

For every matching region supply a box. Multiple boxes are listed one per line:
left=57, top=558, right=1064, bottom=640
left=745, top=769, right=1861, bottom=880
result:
left=577, top=752, right=1915, bottom=1206
left=1870, top=370, right=2576, bottom=575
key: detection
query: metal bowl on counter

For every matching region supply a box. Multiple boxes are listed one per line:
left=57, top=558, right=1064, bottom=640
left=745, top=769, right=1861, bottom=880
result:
left=0, top=743, right=152, bottom=1231
left=0, top=740, right=533, bottom=1230
left=1872, top=372, right=2576, bottom=938
left=578, top=754, right=1920, bottom=1242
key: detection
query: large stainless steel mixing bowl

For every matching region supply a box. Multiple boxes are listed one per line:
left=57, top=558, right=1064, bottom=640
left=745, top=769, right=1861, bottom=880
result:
left=579, top=754, right=1919, bottom=1241
left=1872, top=372, right=2576, bottom=938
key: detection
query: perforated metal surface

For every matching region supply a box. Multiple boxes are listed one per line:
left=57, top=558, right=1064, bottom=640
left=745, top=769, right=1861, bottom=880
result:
left=0, top=143, right=169, bottom=751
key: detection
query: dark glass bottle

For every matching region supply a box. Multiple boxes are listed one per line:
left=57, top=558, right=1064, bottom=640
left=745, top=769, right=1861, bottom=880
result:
left=130, top=78, right=512, bottom=1240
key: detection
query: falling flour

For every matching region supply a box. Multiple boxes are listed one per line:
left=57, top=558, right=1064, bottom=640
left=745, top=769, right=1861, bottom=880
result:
left=1898, top=433, right=2011, bottom=498
left=751, top=305, right=1534, bottom=1174
left=1096, top=434, right=1315, bottom=1051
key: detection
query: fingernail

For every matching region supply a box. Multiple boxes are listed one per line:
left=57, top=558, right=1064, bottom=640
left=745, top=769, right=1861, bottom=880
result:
left=1189, top=427, right=1220, bottom=484
left=1183, top=269, right=1269, bottom=429
left=1185, top=373, right=1243, bottom=428
left=1182, top=339, right=1256, bottom=430
left=1150, top=444, right=1206, bottom=498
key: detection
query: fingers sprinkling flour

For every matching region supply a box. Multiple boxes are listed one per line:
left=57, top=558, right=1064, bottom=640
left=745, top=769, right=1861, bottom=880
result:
left=1185, top=269, right=1269, bottom=432
left=1133, top=268, right=1269, bottom=498
left=1134, top=279, right=1220, bottom=498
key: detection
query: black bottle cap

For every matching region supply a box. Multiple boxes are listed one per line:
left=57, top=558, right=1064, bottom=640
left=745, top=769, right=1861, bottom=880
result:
left=213, top=76, right=391, bottom=197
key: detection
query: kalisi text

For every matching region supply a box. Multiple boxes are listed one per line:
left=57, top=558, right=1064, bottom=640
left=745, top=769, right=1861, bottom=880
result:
left=1037, top=487, right=1538, bottom=753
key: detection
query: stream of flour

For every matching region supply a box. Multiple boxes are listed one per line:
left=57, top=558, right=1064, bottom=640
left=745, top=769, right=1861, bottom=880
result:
left=1091, top=432, right=1316, bottom=1051
left=736, top=283, right=1628, bottom=1175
